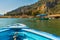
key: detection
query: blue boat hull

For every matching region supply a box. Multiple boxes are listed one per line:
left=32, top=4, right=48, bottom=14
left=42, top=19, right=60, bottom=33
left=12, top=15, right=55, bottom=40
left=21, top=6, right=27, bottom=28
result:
left=0, top=24, right=60, bottom=40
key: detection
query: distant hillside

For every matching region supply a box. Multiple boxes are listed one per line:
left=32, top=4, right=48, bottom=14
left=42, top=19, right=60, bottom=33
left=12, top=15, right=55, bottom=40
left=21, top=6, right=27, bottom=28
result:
left=4, top=0, right=60, bottom=16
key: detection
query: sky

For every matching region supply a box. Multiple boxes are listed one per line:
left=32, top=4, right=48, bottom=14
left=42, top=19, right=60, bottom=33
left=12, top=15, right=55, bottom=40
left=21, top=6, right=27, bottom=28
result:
left=0, top=0, right=38, bottom=15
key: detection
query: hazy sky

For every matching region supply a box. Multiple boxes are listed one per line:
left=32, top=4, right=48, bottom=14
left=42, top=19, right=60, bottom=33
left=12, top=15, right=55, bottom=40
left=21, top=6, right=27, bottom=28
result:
left=0, top=0, right=38, bottom=14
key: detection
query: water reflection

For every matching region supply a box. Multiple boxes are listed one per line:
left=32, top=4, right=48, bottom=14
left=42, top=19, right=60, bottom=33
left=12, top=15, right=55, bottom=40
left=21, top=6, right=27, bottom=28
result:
left=19, top=18, right=60, bottom=36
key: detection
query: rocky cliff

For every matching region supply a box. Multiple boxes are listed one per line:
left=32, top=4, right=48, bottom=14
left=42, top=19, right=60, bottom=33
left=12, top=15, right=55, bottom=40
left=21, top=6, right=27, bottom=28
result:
left=4, top=0, right=60, bottom=16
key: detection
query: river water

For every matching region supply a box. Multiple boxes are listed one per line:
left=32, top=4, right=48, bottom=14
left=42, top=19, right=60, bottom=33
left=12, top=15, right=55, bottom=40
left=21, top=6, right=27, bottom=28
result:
left=0, top=18, right=60, bottom=36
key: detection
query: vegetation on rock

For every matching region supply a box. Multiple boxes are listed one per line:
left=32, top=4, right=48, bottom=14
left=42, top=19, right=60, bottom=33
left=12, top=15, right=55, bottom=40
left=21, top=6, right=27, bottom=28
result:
left=4, top=0, right=60, bottom=16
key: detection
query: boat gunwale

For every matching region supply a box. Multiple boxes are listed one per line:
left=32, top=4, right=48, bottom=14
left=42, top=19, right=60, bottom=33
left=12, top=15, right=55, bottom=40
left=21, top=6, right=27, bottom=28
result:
left=22, top=29, right=60, bottom=40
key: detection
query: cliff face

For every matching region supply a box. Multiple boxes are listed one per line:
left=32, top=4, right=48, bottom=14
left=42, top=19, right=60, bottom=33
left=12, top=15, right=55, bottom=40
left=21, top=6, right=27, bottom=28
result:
left=4, top=0, right=41, bottom=16
left=46, top=0, right=60, bottom=14
left=4, top=0, right=60, bottom=16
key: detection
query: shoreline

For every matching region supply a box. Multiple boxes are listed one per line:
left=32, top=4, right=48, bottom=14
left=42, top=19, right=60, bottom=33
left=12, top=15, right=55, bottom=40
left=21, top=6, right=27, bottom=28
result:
left=0, top=14, right=60, bottom=18
left=0, top=16, right=34, bottom=18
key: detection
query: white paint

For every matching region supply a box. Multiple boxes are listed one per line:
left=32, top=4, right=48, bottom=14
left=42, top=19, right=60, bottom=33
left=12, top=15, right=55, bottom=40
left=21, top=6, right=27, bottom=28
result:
left=0, top=29, right=9, bottom=32
left=4, top=23, right=27, bottom=28
left=22, top=29, right=60, bottom=40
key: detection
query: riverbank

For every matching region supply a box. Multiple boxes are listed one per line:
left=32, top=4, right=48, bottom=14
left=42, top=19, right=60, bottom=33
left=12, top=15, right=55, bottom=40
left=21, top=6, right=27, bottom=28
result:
left=0, top=15, right=34, bottom=18
left=0, top=14, right=60, bottom=19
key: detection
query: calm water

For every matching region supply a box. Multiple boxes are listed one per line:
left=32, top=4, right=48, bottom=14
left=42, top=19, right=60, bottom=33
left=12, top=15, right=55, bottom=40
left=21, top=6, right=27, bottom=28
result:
left=0, top=18, right=60, bottom=36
